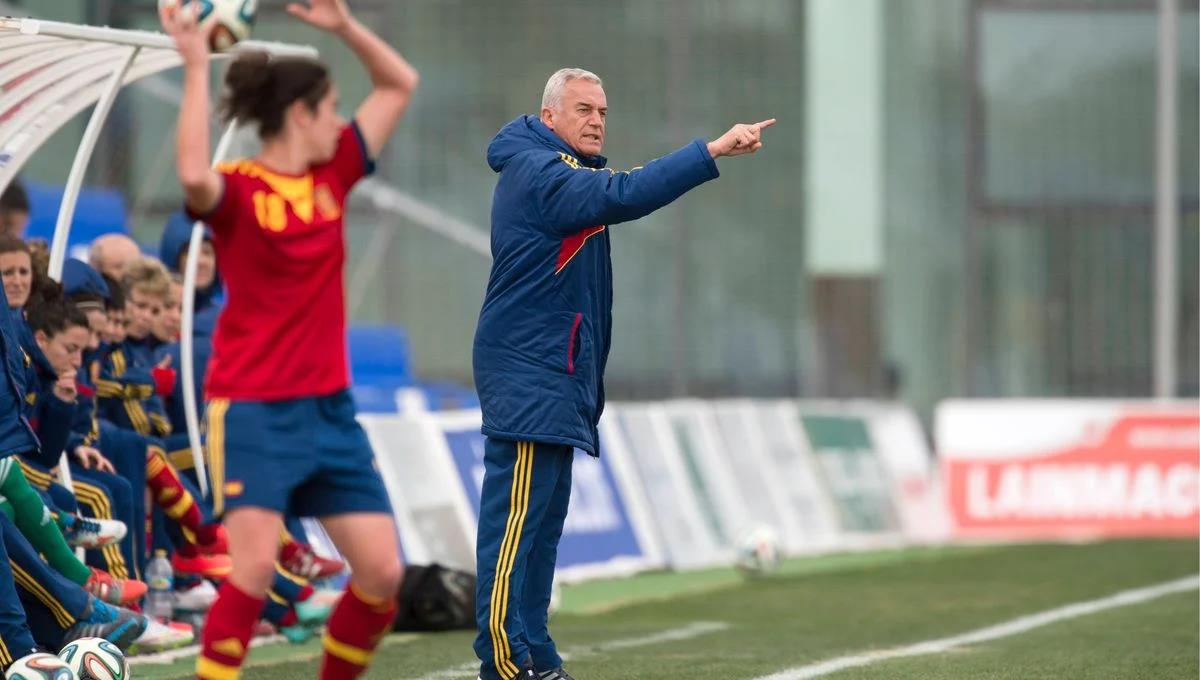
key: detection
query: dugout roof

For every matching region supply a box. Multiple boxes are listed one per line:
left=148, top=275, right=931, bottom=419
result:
left=0, top=17, right=316, bottom=194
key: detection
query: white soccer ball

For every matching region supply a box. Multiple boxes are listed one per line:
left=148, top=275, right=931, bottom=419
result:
left=57, top=638, right=127, bottom=680
left=160, top=0, right=258, bottom=51
left=4, top=653, right=75, bottom=680
left=734, top=525, right=781, bottom=577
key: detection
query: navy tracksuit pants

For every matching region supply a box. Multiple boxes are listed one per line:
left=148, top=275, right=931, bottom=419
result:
left=1, top=512, right=89, bottom=651
left=21, top=458, right=136, bottom=581
left=474, top=438, right=573, bottom=680
left=0, top=518, right=38, bottom=667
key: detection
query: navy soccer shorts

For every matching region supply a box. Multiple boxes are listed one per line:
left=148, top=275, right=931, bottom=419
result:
left=205, top=390, right=392, bottom=518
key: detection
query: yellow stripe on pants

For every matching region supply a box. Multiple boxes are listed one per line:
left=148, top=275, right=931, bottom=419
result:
left=11, top=561, right=73, bottom=628
left=489, top=441, right=533, bottom=679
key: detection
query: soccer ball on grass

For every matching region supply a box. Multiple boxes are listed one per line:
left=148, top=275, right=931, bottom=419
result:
left=734, top=525, right=781, bottom=577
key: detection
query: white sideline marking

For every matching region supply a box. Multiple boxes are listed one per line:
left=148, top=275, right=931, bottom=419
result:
left=130, top=633, right=419, bottom=666
left=130, top=635, right=280, bottom=665
left=129, top=643, right=202, bottom=665
left=591, top=620, right=730, bottom=652
left=416, top=621, right=730, bottom=680
left=751, top=575, right=1200, bottom=680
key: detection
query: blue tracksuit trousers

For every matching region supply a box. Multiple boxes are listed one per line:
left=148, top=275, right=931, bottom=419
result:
left=1, top=512, right=88, bottom=650
left=474, top=438, right=573, bottom=680
left=0, top=516, right=38, bottom=667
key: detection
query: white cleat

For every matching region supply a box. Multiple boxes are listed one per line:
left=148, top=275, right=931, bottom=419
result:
left=63, top=514, right=127, bottom=549
left=173, top=580, right=218, bottom=613
left=129, top=618, right=195, bottom=653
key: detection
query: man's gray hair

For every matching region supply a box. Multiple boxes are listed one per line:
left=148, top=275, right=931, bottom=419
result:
left=541, top=68, right=603, bottom=111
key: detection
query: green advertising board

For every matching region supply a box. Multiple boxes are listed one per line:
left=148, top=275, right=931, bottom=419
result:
left=671, top=421, right=730, bottom=545
left=800, top=414, right=899, bottom=533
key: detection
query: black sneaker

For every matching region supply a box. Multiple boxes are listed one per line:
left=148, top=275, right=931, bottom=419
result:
left=62, top=597, right=149, bottom=652
left=539, top=670, right=575, bottom=680
left=477, top=671, right=538, bottom=680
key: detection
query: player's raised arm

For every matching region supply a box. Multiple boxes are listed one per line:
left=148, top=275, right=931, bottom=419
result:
left=287, top=0, right=420, bottom=158
left=160, top=1, right=223, bottom=215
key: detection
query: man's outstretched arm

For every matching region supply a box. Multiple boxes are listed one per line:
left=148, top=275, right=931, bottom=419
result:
left=531, top=119, right=776, bottom=235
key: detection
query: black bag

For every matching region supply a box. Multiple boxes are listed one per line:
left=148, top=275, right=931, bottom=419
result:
left=393, top=563, right=476, bottom=632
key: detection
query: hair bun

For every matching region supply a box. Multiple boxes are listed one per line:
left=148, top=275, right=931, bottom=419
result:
left=223, top=51, right=273, bottom=120
left=219, top=53, right=330, bottom=139
left=226, top=51, right=271, bottom=89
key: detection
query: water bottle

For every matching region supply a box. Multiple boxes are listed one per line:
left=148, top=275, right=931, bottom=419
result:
left=145, top=550, right=175, bottom=621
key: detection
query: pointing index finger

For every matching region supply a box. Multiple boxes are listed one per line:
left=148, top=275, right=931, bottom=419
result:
left=754, top=118, right=777, bottom=131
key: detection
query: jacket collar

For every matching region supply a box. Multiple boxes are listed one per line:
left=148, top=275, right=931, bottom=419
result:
left=526, top=115, right=608, bottom=169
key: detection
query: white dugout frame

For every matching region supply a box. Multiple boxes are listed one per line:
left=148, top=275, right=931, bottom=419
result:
left=0, top=17, right=315, bottom=494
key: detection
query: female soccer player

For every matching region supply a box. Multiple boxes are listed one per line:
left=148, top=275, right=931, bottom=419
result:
left=160, top=1, right=418, bottom=678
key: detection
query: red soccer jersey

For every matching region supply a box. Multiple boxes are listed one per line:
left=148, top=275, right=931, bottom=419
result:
left=189, top=124, right=373, bottom=401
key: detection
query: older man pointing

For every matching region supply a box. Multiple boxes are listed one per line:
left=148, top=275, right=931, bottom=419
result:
left=472, top=67, right=774, bottom=680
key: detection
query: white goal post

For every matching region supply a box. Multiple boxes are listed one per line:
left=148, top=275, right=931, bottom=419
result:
left=0, top=17, right=316, bottom=495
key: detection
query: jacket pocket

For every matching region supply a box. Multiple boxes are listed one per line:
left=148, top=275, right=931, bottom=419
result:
left=566, top=312, right=583, bottom=375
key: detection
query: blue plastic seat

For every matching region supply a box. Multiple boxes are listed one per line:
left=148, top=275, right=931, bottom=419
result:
left=348, top=324, right=415, bottom=413
left=23, top=182, right=130, bottom=247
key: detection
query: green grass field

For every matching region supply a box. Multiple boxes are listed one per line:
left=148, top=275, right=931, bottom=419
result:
left=131, top=539, right=1199, bottom=680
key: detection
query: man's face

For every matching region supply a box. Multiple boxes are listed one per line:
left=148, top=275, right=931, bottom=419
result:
left=542, top=79, right=607, bottom=158
left=96, top=237, right=141, bottom=281
left=125, top=289, right=162, bottom=340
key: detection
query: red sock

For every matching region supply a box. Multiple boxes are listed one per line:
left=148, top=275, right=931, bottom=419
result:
left=196, top=581, right=263, bottom=680
left=146, top=448, right=211, bottom=542
left=319, top=583, right=397, bottom=680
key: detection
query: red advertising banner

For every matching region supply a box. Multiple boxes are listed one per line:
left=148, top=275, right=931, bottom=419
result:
left=938, top=402, right=1199, bottom=539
